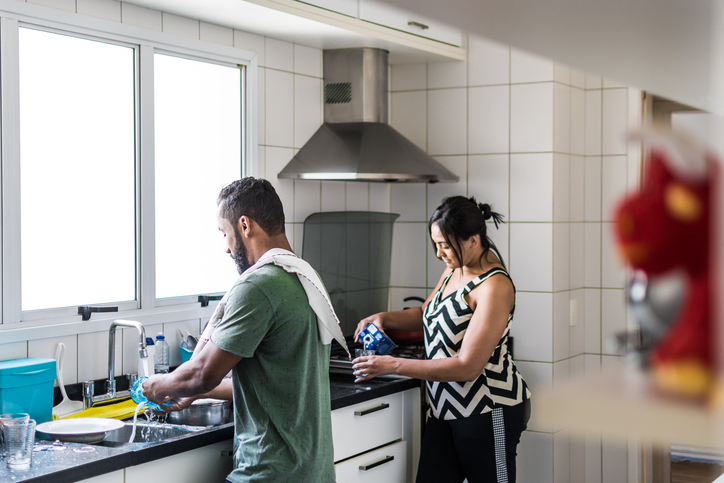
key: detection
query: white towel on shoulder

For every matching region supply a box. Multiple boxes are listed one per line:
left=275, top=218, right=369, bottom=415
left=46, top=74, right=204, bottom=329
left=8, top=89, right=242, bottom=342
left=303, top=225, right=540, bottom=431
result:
left=194, top=248, right=349, bottom=359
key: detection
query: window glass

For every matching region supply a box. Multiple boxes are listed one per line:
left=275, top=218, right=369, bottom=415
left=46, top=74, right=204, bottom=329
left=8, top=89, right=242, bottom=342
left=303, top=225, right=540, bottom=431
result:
left=19, top=28, right=136, bottom=311
left=154, top=54, right=242, bottom=299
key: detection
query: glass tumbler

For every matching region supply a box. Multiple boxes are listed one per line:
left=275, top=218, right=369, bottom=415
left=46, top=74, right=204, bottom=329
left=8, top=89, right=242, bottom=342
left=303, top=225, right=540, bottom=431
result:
left=4, top=417, right=35, bottom=470
left=0, top=413, right=30, bottom=461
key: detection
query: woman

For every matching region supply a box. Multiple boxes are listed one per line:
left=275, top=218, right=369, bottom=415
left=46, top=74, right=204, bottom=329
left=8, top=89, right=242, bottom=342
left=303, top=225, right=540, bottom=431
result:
left=353, top=195, right=531, bottom=483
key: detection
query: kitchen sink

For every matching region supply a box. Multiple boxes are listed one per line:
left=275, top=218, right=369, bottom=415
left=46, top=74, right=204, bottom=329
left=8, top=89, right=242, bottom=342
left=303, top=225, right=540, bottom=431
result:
left=101, top=422, right=198, bottom=445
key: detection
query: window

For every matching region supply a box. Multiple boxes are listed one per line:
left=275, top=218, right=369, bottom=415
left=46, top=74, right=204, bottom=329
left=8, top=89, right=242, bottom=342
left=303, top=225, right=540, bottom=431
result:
left=0, top=4, right=253, bottom=326
left=153, top=54, right=242, bottom=299
left=19, top=28, right=136, bottom=311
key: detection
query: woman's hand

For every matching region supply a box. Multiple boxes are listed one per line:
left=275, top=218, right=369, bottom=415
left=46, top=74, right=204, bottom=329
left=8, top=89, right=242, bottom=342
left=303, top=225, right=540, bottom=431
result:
left=352, top=355, right=399, bottom=382
left=354, top=313, right=386, bottom=342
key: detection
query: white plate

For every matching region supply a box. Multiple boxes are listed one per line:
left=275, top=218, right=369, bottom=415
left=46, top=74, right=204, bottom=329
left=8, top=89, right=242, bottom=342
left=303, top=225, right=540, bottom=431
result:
left=36, top=418, right=125, bottom=444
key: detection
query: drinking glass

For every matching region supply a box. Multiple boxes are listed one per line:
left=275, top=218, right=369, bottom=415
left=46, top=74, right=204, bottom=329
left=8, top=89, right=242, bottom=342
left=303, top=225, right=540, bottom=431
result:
left=4, top=417, right=35, bottom=469
left=0, top=413, right=30, bottom=461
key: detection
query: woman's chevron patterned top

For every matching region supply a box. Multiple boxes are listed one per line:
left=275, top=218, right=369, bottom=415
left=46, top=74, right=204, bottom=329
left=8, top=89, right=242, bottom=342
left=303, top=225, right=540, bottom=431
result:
left=423, top=267, right=531, bottom=420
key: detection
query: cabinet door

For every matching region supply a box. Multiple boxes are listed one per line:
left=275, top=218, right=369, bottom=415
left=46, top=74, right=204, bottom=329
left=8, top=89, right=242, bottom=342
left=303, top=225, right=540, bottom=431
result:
left=295, top=0, right=357, bottom=17
left=78, top=470, right=124, bottom=483
left=332, top=392, right=403, bottom=462
left=335, top=440, right=407, bottom=483
left=125, top=440, right=233, bottom=482
left=358, top=0, right=462, bottom=46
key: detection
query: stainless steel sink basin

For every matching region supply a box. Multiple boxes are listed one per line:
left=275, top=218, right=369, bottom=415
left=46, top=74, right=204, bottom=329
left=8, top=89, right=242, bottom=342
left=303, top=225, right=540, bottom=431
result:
left=102, top=422, right=197, bottom=444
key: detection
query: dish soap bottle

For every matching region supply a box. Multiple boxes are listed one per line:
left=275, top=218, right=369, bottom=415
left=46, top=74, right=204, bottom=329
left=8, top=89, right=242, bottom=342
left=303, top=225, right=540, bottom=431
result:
left=154, top=332, right=169, bottom=374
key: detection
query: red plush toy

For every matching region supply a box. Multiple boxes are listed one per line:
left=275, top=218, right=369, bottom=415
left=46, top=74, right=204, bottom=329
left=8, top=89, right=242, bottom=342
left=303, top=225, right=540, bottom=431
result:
left=614, top=130, right=718, bottom=399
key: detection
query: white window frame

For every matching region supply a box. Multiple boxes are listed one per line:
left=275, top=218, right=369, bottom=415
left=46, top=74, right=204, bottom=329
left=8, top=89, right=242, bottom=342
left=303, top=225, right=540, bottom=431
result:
left=0, top=1, right=258, bottom=340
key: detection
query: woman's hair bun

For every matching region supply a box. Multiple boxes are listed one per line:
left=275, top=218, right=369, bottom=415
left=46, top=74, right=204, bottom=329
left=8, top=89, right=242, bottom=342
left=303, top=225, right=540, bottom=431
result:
left=479, top=202, right=492, bottom=220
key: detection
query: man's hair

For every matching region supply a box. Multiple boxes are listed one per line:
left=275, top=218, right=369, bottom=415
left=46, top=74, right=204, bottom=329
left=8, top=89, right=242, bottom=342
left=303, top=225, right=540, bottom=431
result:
left=217, top=177, right=285, bottom=236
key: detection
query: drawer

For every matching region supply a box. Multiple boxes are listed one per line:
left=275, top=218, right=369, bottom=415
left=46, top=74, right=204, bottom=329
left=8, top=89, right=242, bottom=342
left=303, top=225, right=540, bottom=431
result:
left=358, top=0, right=463, bottom=46
left=335, top=440, right=407, bottom=483
left=332, top=392, right=403, bottom=462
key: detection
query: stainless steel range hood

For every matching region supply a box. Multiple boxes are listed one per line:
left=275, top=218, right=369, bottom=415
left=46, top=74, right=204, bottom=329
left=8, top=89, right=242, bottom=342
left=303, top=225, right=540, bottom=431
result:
left=278, top=48, right=458, bottom=183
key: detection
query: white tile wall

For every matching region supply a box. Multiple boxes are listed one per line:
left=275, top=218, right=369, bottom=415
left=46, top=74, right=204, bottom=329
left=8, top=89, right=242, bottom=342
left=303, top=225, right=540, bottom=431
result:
left=390, top=63, right=427, bottom=91
left=391, top=183, right=428, bottom=222
left=369, top=183, right=391, bottom=213
left=200, top=22, right=233, bottom=46
left=569, top=223, right=585, bottom=289
left=120, top=3, right=162, bottom=31
left=468, top=154, right=510, bottom=220
left=321, top=181, right=345, bottom=212
left=511, top=49, right=554, bottom=84
left=601, top=288, right=627, bottom=355
left=0, top=340, right=26, bottom=360
left=569, top=155, right=585, bottom=222
left=601, top=222, right=626, bottom=288
left=553, top=223, right=570, bottom=292
left=468, top=85, right=510, bottom=154
left=293, top=179, right=321, bottom=223
left=77, top=0, right=120, bottom=22
left=29, top=336, right=78, bottom=386
left=585, top=289, right=602, bottom=353
left=570, top=88, right=586, bottom=156
left=428, top=60, right=467, bottom=89
left=601, top=155, right=629, bottom=222
left=162, top=13, right=199, bottom=40
left=265, top=69, right=294, bottom=147
left=585, top=90, right=602, bottom=156
left=569, top=289, right=585, bottom=356
left=518, top=432, right=554, bottom=483
left=293, top=75, right=322, bottom=148
left=584, top=223, right=602, bottom=286
left=602, top=88, right=629, bottom=155
left=585, top=156, right=602, bottom=221
left=511, top=83, right=554, bottom=153
left=29, top=0, right=75, bottom=12
left=293, top=45, right=321, bottom=77
left=554, top=429, right=571, bottom=483
left=234, top=31, right=266, bottom=67
left=510, top=153, right=553, bottom=222
left=427, top=88, right=467, bottom=155
left=554, top=83, right=570, bottom=153
left=426, top=156, right=467, bottom=216
left=265, top=38, right=294, bottom=71
left=509, top=223, right=553, bottom=292
left=264, top=147, right=294, bottom=222
left=553, top=154, right=570, bottom=222
left=511, top=293, right=553, bottom=362
left=78, top=331, right=122, bottom=383
left=345, top=182, right=369, bottom=211
left=553, top=291, right=570, bottom=361
left=467, top=36, right=510, bottom=87
left=390, top=223, right=428, bottom=287
left=390, top=90, right=427, bottom=151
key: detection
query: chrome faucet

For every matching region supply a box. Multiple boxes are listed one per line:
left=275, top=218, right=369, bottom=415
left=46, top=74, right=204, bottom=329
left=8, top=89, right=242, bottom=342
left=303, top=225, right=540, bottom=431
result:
left=83, top=319, right=148, bottom=409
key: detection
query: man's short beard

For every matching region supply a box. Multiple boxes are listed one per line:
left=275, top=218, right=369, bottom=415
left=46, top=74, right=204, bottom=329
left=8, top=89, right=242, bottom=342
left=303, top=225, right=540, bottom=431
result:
left=232, top=227, right=252, bottom=274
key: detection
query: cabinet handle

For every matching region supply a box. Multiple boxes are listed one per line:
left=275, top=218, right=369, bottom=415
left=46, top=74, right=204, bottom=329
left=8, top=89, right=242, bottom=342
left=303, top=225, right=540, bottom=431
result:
left=354, top=403, right=390, bottom=416
left=359, top=455, right=394, bottom=471
left=407, top=21, right=429, bottom=30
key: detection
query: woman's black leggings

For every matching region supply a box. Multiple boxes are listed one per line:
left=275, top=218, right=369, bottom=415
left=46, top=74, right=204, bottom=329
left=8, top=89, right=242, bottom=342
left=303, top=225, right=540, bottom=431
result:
left=416, top=399, right=531, bottom=483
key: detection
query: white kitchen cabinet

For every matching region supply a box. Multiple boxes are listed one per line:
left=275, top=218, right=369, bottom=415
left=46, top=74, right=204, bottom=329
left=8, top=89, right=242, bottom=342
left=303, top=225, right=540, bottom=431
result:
left=124, top=439, right=233, bottom=482
left=333, top=387, right=421, bottom=483
left=335, top=440, right=407, bottom=483
left=358, top=0, right=462, bottom=46
left=295, top=0, right=357, bottom=17
left=79, top=470, right=124, bottom=483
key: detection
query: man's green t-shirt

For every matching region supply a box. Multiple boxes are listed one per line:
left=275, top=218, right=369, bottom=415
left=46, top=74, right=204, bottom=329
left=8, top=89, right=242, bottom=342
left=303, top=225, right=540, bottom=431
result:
left=211, top=264, right=335, bottom=483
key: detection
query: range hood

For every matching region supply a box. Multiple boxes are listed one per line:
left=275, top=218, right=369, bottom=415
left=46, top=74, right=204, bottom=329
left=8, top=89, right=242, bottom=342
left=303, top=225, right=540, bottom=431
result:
left=278, top=48, right=458, bottom=183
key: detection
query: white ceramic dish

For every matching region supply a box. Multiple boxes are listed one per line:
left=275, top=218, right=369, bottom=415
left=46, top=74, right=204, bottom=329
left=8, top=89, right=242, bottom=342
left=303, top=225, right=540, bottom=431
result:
left=36, top=418, right=125, bottom=444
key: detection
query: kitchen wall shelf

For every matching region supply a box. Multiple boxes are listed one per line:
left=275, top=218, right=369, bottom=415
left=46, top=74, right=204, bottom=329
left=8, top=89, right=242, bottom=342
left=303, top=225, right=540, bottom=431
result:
left=537, top=367, right=724, bottom=449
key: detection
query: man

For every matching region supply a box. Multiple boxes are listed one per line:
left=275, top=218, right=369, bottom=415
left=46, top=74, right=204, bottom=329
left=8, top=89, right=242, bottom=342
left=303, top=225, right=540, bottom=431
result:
left=143, top=177, right=337, bottom=482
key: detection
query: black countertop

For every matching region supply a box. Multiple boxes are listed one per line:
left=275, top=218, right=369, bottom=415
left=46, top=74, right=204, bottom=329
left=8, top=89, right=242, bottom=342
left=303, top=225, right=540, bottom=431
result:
left=1, top=375, right=420, bottom=483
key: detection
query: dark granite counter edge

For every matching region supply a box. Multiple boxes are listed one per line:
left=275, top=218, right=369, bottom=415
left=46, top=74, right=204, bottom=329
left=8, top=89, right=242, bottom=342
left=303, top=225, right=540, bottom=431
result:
left=15, top=377, right=420, bottom=483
